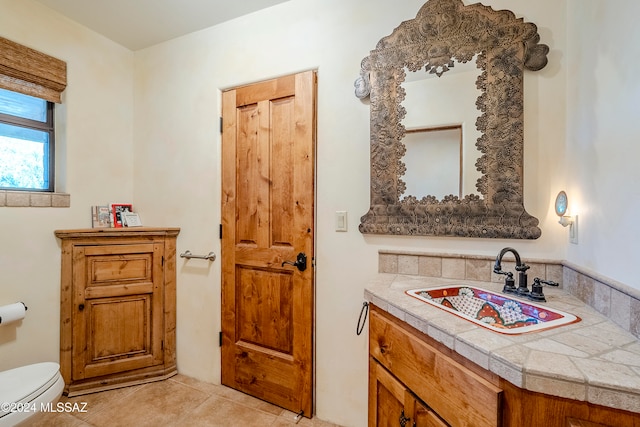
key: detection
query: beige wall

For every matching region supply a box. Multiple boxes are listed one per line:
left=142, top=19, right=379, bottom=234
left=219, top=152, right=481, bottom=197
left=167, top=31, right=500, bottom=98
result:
left=565, top=0, right=640, bottom=286
left=0, top=0, right=134, bottom=379
left=3, top=0, right=638, bottom=426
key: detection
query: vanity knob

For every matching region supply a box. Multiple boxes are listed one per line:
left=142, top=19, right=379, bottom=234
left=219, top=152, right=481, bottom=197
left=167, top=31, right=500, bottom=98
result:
left=399, top=409, right=411, bottom=427
left=379, top=342, right=388, bottom=354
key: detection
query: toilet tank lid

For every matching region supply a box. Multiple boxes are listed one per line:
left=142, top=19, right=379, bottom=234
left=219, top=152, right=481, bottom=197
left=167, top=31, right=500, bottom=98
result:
left=0, top=362, right=61, bottom=404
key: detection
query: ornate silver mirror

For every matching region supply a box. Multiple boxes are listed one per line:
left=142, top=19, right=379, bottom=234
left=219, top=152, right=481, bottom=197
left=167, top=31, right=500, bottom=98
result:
left=355, top=0, right=548, bottom=238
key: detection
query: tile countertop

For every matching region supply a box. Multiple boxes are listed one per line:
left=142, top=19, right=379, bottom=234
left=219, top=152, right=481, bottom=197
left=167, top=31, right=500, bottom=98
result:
left=364, top=274, right=640, bottom=414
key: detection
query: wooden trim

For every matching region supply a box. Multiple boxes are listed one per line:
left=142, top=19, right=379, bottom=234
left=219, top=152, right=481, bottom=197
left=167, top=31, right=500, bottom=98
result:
left=54, top=227, right=181, bottom=239
left=0, top=36, right=67, bottom=103
left=65, top=367, right=178, bottom=397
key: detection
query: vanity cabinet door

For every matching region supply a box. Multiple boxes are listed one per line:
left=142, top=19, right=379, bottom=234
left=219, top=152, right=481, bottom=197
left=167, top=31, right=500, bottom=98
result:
left=369, top=358, right=449, bottom=427
left=369, top=358, right=405, bottom=427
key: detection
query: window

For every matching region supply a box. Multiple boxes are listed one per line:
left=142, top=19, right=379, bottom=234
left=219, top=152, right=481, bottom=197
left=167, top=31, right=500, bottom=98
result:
left=0, top=36, right=66, bottom=203
left=0, top=88, right=55, bottom=191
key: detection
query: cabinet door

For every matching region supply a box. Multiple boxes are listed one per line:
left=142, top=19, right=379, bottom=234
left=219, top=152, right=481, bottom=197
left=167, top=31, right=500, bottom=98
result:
left=370, top=359, right=450, bottom=427
left=72, top=242, right=164, bottom=380
left=370, top=358, right=406, bottom=426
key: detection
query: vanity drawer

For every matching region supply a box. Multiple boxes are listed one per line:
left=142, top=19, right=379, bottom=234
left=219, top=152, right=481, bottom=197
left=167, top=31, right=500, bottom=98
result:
left=369, top=306, right=502, bottom=427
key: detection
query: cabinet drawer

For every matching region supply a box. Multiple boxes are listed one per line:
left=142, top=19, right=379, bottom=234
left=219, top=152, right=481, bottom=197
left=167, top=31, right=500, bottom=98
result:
left=81, top=244, right=157, bottom=283
left=370, top=307, right=502, bottom=427
left=74, top=243, right=163, bottom=299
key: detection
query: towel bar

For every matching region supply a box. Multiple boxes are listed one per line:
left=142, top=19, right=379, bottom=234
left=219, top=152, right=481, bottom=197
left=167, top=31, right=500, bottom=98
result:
left=180, top=250, right=216, bottom=262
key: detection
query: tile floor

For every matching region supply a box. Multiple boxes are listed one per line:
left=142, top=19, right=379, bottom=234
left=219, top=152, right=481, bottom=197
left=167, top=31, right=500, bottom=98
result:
left=29, top=375, right=342, bottom=427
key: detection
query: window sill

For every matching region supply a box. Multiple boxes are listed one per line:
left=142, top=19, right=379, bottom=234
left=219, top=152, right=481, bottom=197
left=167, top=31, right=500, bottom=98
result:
left=0, top=190, right=70, bottom=207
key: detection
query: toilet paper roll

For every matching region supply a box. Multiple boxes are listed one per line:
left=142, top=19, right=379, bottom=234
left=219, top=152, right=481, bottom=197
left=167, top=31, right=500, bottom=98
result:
left=0, top=302, right=27, bottom=325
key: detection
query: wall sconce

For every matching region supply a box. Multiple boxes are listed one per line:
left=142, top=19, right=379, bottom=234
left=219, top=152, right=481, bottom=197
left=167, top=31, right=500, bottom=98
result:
left=555, top=191, right=578, bottom=244
left=558, top=215, right=574, bottom=227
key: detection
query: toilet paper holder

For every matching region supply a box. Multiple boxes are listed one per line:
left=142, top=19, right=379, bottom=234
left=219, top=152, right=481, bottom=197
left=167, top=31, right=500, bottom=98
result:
left=0, top=302, right=27, bottom=325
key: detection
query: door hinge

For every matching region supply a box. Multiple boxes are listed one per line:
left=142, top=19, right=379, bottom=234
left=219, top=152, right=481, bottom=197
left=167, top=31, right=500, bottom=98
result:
left=219, top=224, right=223, bottom=239
left=219, top=117, right=223, bottom=133
left=219, top=331, right=223, bottom=347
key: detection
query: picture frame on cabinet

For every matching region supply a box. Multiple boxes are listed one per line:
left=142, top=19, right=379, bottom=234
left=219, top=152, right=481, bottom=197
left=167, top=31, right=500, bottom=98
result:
left=122, top=212, right=142, bottom=227
left=110, top=203, right=133, bottom=228
left=91, top=205, right=111, bottom=228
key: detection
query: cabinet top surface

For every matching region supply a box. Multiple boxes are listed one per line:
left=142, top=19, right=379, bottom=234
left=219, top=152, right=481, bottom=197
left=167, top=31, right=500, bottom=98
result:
left=55, top=227, right=180, bottom=239
left=365, top=274, right=640, bottom=415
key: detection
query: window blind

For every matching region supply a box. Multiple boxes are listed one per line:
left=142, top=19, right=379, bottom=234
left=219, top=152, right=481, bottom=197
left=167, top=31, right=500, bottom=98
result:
left=0, top=36, right=67, bottom=103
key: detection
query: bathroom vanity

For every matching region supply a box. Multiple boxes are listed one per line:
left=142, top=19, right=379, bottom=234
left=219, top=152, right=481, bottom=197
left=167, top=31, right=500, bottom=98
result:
left=366, top=275, right=640, bottom=427
left=55, top=227, right=179, bottom=396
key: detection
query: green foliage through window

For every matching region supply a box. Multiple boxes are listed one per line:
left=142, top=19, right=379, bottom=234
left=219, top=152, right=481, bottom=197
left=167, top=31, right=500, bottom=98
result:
left=0, top=88, right=54, bottom=191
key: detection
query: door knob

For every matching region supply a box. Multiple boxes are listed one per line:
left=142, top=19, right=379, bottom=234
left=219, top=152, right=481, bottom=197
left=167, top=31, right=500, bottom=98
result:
left=282, top=252, right=307, bottom=272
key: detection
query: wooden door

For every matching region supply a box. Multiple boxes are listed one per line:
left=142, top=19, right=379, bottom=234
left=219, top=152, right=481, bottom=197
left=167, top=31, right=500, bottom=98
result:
left=221, top=70, right=316, bottom=416
left=72, top=242, right=164, bottom=380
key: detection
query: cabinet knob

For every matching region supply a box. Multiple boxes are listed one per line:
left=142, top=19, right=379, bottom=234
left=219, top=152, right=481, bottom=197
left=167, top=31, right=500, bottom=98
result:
left=399, top=409, right=411, bottom=427
left=78, top=304, right=85, bottom=311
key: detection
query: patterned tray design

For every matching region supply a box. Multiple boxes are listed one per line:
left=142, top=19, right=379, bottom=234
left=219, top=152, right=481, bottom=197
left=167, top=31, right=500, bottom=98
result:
left=409, top=286, right=568, bottom=332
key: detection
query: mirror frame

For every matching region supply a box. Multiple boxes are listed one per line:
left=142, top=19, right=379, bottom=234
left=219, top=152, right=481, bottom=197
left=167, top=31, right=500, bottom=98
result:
left=355, top=0, right=548, bottom=239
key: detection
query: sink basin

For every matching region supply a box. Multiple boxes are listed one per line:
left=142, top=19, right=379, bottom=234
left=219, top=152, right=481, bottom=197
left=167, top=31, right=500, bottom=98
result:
left=406, top=285, right=580, bottom=334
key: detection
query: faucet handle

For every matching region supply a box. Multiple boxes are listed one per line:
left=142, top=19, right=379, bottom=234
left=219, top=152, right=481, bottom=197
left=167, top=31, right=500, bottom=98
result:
left=530, top=278, right=546, bottom=301
left=534, top=278, right=559, bottom=287
left=496, top=271, right=516, bottom=293
left=529, top=278, right=561, bottom=302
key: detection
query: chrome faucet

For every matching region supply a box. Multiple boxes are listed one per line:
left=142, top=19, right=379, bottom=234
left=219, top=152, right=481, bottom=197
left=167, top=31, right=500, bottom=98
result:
left=493, top=247, right=530, bottom=296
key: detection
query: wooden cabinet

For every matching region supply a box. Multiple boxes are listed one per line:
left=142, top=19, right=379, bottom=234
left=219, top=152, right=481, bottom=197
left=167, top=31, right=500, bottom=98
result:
left=369, top=305, right=640, bottom=427
left=369, top=306, right=501, bottom=427
left=55, top=227, right=179, bottom=396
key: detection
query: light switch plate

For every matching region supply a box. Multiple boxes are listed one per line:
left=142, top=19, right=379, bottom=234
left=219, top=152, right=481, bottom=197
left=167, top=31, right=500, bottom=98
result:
left=335, top=211, right=348, bottom=232
left=569, top=215, right=578, bottom=244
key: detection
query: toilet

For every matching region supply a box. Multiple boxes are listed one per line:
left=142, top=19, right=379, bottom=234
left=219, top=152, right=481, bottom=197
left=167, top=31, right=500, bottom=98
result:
left=0, top=362, right=64, bottom=426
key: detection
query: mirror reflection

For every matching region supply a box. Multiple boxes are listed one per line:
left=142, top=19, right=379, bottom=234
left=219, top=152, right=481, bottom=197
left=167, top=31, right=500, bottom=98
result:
left=401, top=126, right=461, bottom=198
left=400, top=56, right=482, bottom=201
